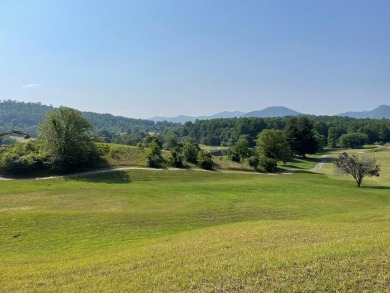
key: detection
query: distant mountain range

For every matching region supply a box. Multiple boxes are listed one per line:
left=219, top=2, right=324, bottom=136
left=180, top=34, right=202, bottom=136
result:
left=149, top=106, right=302, bottom=123
left=150, top=105, right=390, bottom=123
left=337, top=105, right=390, bottom=119
left=150, top=111, right=245, bottom=124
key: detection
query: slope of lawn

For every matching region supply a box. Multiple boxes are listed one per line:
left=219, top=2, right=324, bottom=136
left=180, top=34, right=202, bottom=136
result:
left=0, top=149, right=389, bottom=291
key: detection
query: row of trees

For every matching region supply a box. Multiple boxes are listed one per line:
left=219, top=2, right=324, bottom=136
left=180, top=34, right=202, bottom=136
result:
left=142, top=135, right=213, bottom=170
left=227, top=117, right=319, bottom=171
left=180, top=116, right=390, bottom=148
left=2, top=100, right=390, bottom=149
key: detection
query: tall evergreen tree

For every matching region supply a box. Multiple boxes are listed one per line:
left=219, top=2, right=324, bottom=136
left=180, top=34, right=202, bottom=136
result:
left=285, top=117, right=319, bottom=157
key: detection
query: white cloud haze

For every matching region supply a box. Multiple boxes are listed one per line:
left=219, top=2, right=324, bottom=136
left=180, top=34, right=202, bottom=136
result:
left=21, top=83, right=40, bottom=89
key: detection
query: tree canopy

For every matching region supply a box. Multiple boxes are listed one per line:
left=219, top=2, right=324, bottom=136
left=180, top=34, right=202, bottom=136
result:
left=228, top=138, right=252, bottom=162
left=256, top=129, right=292, bottom=164
left=285, top=117, right=319, bottom=157
left=38, top=107, right=100, bottom=172
left=339, top=133, right=368, bottom=149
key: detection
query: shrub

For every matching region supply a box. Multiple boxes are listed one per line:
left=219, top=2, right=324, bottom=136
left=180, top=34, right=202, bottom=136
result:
left=197, top=150, right=213, bottom=170
left=0, top=153, right=48, bottom=176
left=248, top=156, right=259, bottom=170
left=169, top=147, right=184, bottom=168
left=260, top=156, right=277, bottom=172
left=183, top=142, right=198, bottom=163
left=145, top=141, right=163, bottom=168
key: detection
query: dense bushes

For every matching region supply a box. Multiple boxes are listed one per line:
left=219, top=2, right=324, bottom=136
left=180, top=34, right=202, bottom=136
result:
left=0, top=142, right=48, bottom=176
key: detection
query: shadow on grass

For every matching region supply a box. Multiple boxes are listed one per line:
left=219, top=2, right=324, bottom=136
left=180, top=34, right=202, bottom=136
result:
left=281, top=164, right=305, bottom=170
left=361, top=185, right=390, bottom=190
left=289, top=157, right=320, bottom=163
left=66, top=170, right=132, bottom=184
left=276, top=169, right=326, bottom=176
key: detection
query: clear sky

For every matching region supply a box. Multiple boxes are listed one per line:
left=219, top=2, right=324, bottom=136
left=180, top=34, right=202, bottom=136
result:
left=1, top=0, right=389, bottom=119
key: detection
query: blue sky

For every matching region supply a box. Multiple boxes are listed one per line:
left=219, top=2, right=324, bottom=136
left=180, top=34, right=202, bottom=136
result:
left=1, top=0, right=389, bottom=118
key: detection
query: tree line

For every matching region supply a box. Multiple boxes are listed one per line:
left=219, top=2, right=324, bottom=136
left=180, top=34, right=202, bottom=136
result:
left=1, top=105, right=387, bottom=178
left=2, top=100, right=390, bottom=149
left=179, top=116, right=390, bottom=148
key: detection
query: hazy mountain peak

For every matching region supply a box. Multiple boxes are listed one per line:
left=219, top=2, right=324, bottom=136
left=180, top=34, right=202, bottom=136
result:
left=243, top=106, right=301, bottom=118
left=338, top=105, right=390, bottom=119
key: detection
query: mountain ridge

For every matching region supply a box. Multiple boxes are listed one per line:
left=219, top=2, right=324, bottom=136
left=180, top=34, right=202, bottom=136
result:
left=337, top=105, right=390, bottom=119
left=150, top=107, right=301, bottom=123
left=243, top=106, right=301, bottom=118
left=150, top=104, right=390, bottom=123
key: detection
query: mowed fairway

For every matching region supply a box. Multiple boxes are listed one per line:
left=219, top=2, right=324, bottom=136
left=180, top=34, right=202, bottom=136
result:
left=1, top=150, right=390, bottom=292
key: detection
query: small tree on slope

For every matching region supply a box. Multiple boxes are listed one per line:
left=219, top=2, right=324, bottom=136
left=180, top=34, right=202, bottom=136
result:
left=334, top=152, right=380, bottom=187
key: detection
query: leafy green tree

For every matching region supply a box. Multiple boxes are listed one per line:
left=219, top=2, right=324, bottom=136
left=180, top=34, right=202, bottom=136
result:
left=228, top=138, right=252, bottom=162
left=163, top=132, right=181, bottom=150
left=285, top=116, right=319, bottom=157
left=378, top=124, right=390, bottom=142
left=145, top=141, right=163, bottom=168
left=327, top=127, right=338, bottom=148
left=183, top=142, right=199, bottom=163
left=143, top=135, right=163, bottom=148
left=38, top=108, right=99, bottom=172
left=197, top=150, right=213, bottom=170
left=96, top=129, right=112, bottom=142
left=339, top=133, right=368, bottom=149
left=256, top=129, right=292, bottom=164
left=112, top=133, right=143, bottom=146
left=334, top=152, right=380, bottom=187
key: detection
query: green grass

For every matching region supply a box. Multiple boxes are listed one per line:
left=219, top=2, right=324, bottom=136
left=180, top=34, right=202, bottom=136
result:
left=100, top=143, right=147, bottom=167
left=199, top=144, right=230, bottom=152
left=1, top=149, right=390, bottom=291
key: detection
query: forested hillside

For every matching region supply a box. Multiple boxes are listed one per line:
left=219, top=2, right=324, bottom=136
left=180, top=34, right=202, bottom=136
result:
left=1, top=100, right=390, bottom=149
left=0, top=100, right=179, bottom=137
left=180, top=115, right=390, bottom=147
left=0, top=100, right=52, bottom=136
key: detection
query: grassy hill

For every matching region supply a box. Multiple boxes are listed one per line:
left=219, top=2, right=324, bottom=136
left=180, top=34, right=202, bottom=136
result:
left=0, top=148, right=389, bottom=291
